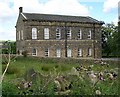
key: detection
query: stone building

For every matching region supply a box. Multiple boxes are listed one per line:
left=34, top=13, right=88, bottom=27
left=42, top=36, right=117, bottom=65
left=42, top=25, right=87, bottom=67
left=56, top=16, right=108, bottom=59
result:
left=16, top=7, right=104, bottom=58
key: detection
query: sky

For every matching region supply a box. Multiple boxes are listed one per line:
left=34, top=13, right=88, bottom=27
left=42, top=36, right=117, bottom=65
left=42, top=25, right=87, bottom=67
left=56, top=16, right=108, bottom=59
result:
left=0, top=0, right=119, bottom=40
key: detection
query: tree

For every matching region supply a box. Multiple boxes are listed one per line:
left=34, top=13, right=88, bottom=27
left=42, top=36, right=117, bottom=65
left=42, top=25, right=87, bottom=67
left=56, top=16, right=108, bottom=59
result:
left=101, top=23, right=119, bottom=57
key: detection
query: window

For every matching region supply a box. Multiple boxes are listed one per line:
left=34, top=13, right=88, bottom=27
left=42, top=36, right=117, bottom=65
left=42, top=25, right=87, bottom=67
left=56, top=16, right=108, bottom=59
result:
left=67, top=28, right=71, bottom=39
left=88, top=30, right=91, bottom=39
left=32, top=28, right=37, bottom=39
left=45, top=48, right=49, bottom=57
left=67, top=48, right=72, bottom=57
left=78, top=29, right=82, bottom=39
left=56, top=28, right=61, bottom=39
left=88, top=48, right=92, bottom=56
left=18, top=31, right=20, bottom=40
left=56, top=48, right=61, bottom=57
left=78, top=48, right=82, bottom=57
left=32, top=48, right=37, bottom=56
left=44, top=28, right=49, bottom=39
left=21, top=30, right=23, bottom=40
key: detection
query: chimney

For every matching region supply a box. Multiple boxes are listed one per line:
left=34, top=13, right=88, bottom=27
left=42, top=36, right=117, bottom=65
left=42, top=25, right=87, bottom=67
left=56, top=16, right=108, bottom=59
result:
left=19, top=7, right=23, bottom=13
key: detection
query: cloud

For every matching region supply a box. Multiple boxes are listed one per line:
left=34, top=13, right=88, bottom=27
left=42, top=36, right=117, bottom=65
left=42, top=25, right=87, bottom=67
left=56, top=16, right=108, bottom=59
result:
left=0, top=0, right=89, bottom=40
left=103, top=0, right=119, bottom=13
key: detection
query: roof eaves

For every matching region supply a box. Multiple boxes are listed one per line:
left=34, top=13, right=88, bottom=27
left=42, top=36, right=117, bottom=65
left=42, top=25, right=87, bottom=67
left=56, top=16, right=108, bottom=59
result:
left=21, top=13, right=27, bottom=20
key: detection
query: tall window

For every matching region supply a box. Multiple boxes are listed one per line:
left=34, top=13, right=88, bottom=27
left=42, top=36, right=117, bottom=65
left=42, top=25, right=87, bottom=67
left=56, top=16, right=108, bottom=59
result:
left=32, top=48, right=37, bottom=56
left=78, top=29, right=82, bottom=39
left=45, top=48, right=49, bottom=57
left=56, top=48, right=61, bottom=57
left=56, top=28, right=61, bottom=39
left=18, top=31, right=20, bottom=40
left=21, top=30, right=23, bottom=40
left=67, top=48, right=72, bottom=57
left=44, top=28, right=49, bottom=39
left=32, top=28, right=37, bottom=39
left=88, top=30, right=91, bottom=39
left=78, top=48, right=82, bottom=57
left=88, top=48, right=92, bottom=56
left=67, top=28, right=71, bottom=39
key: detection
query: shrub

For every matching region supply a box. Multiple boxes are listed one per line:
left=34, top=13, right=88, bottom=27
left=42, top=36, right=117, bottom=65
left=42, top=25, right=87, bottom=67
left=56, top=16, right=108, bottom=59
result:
left=22, top=50, right=28, bottom=57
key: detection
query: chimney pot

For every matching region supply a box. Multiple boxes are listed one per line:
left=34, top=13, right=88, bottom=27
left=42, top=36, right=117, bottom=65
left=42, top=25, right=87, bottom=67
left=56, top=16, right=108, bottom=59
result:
left=19, top=7, right=23, bottom=13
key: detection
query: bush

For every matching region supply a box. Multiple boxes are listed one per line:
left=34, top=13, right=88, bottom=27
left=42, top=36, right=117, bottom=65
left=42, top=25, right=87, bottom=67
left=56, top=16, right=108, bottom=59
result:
left=22, top=50, right=28, bottom=57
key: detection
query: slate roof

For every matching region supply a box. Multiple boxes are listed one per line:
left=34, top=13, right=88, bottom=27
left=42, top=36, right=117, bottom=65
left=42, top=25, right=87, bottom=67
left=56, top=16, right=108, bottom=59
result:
left=22, top=13, right=104, bottom=24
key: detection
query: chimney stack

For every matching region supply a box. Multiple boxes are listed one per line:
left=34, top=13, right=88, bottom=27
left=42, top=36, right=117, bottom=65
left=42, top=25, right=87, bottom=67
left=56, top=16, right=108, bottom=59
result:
left=19, top=7, right=23, bottom=13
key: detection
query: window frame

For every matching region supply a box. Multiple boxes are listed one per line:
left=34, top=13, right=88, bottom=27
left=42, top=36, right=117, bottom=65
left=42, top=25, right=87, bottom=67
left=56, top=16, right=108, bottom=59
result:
left=67, top=48, right=72, bottom=57
left=56, top=48, right=61, bottom=57
left=56, top=28, right=61, bottom=39
left=78, top=29, right=82, bottom=39
left=32, top=48, right=37, bottom=56
left=88, top=48, right=92, bottom=56
left=32, top=28, right=37, bottom=39
left=78, top=48, right=82, bottom=57
left=67, top=28, right=72, bottom=39
left=87, top=29, right=92, bottom=39
left=44, top=28, right=49, bottom=39
left=45, top=48, right=49, bottom=57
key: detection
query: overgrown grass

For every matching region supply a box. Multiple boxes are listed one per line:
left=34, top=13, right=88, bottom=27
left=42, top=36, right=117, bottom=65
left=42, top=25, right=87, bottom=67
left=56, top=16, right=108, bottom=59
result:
left=2, top=56, right=119, bottom=96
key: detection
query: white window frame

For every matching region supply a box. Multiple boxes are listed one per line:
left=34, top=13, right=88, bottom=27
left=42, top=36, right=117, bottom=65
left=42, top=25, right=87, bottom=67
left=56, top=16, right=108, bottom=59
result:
left=32, top=28, right=37, bottom=39
left=56, top=28, right=61, bottom=39
left=78, top=29, right=82, bottom=39
left=78, top=48, right=82, bottom=57
left=45, top=48, right=49, bottom=57
left=88, top=30, right=92, bottom=39
left=67, top=28, right=71, bottom=39
left=44, top=28, right=49, bottom=39
left=21, top=30, right=23, bottom=40
left=88, top=48, right=92, bottom=56
left=32, top=48, right=37, bottom=56
left=56, top=48, right=61, bottom=57
left=18, top=31, right=20, bottom=40
left=67, top=48, right=72, bottom=57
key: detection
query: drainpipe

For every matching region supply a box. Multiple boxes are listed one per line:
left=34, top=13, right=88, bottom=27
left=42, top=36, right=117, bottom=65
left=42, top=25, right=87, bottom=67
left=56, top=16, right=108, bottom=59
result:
left=65, top=22, right=67, bottom=57
left=93, top=23, right=95, bottom=58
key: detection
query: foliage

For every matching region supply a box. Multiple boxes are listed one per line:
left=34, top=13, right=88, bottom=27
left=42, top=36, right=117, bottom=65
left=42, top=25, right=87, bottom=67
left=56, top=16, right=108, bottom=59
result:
left=2, top=57, right=119, bottom=96
left=2, top=41, right=16, bottom=54
left=22, top=50, right=28, bottom=57
left=102, top=23, right=119, bottom=57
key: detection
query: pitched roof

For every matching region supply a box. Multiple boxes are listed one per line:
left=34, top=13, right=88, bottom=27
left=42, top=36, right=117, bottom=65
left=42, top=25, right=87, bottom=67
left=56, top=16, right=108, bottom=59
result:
left=21, top=13, right=104, bottom=24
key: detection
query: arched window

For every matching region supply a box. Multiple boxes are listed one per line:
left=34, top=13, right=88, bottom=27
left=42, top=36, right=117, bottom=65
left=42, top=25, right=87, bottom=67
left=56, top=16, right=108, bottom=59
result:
left=32, top=28, right=37, bottom=39
left=44, top=28, right=49, bottom=39
left=32, top=48, right=37, bottom=56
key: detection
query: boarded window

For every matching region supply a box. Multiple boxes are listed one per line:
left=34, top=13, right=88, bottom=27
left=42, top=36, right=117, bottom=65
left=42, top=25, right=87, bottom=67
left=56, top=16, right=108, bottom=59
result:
left=67, top=48, right=72, bottom=57
left=56, top=48, right=61, bottom=57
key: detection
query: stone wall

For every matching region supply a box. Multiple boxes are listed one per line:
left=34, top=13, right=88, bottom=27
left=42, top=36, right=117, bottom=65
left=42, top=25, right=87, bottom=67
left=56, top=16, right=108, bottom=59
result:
left=16, top=19, right=102, bottom=58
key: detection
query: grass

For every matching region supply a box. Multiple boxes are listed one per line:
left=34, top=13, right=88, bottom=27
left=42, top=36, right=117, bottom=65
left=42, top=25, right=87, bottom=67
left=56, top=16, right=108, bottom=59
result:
left=1, top=56, right=119, bottom=96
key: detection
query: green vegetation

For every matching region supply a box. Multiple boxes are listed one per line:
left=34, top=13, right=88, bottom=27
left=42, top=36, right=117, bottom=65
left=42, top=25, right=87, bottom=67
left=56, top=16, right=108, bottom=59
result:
left=2, top=56, right=119, bottom=96
left=102, top=23, right=120, bottom=57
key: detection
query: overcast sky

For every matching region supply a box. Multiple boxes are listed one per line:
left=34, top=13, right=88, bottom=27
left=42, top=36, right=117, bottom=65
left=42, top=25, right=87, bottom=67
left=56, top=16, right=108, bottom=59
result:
left=0, top=0, right=119, bottom=40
